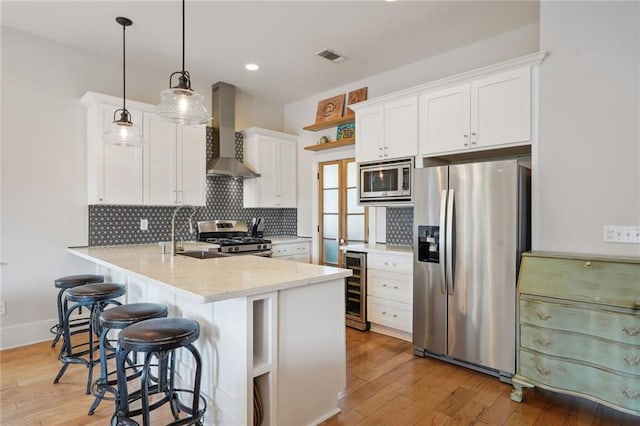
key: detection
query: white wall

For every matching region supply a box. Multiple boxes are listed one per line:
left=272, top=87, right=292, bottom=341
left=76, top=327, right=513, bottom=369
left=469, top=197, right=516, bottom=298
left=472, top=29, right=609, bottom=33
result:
left=0, top=27, right=283, bottom=349
left=537, top=1, right=640, bottom=256
left=285, top=23, right=539, bottom=261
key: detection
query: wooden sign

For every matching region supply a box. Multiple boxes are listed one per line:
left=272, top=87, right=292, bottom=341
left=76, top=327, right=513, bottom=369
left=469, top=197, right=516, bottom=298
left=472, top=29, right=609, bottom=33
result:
left=346, top=87, right=368, bottom=115
left=315, top=94, right=345, bottom=123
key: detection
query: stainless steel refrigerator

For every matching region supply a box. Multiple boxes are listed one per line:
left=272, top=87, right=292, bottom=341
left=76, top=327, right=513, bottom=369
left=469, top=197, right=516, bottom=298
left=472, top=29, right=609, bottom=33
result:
left=413, top=158, right=530, bottom=381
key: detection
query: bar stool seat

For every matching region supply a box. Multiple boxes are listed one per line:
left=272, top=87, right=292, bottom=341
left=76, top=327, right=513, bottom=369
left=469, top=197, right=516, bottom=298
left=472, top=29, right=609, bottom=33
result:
left=50, top=274, right=104, bottom=348
left=54, top=283, right=126, bottom=394
left=114, top=318, right=205, bottom=426
left=88, top=303, right=169, bottom=416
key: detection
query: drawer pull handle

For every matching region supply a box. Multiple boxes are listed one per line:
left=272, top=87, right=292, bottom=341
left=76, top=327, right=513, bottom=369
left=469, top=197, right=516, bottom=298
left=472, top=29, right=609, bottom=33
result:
left=584, top=261, right=592, bottom=268
left=624, top=356, right=640, bottom=366
left=535, top=362, right=551, bottom=376
left=393, top=286, right=398, bottom=289
left=393, top=314, right=398, bottom=318
left=622, top=389, right=640, bottom=400
left=534, top=337, right=552, bottom=348
left=623, top=327, right=640, bottom=336
left=536, top=312, right=551, bottom=321
left=392, top=263, right=397, bottom=267
left=382, top=311, right=387, bottom=315
left=634, top=301, right=640, bottom=309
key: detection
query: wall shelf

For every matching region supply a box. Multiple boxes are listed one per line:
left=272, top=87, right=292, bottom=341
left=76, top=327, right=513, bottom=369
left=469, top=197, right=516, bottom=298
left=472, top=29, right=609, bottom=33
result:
left=304, top=138, right=355, bottom=151
left=302, top=114, right=355, bottom=132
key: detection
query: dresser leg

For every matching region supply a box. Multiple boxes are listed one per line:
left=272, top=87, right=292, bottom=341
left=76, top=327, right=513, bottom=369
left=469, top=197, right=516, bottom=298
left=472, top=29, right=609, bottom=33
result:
left=510, top=376, right=534, bottom=402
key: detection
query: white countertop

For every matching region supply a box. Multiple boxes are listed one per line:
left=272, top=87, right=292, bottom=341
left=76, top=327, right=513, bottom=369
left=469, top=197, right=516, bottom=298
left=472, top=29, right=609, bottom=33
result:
left=268, top=236, right=312, bottom=245
left=68, top=244, right=350, bottom=303
left=340, top=243, right=413, bottom=256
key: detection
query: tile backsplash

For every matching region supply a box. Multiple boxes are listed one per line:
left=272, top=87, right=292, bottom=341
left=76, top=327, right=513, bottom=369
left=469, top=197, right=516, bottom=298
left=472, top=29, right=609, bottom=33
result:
left=386, top=207, right=413, bottom=247
left=88, top=129, right=296, bottom=246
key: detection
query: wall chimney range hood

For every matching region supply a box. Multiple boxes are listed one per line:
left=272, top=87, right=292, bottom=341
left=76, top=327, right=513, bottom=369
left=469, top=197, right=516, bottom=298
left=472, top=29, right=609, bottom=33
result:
left=206, top=82, right=259, bottom=178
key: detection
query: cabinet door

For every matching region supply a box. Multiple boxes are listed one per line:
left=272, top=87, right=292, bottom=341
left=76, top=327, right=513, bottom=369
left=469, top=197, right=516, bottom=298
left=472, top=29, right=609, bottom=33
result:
left=277, top=140, right=297, bottom=208
left=355, top=105, right=384, bottom=163
left=144, top=114, right=177, bottom=206
left=178, top=124, right=206, bottom=206
left=470, top=67, right=531, bottom=148
left=385, top=96, right=418, bottom=159
left=94, top=103, right=144, bottom=204
left=418, top=84, right=470, bottom=156
left=258, top=137, right=279, bottom=207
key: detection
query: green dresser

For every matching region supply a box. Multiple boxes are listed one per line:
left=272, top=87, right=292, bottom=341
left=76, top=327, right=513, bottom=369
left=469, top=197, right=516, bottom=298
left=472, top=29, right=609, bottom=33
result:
left=511, top=252, right=640, bottom=417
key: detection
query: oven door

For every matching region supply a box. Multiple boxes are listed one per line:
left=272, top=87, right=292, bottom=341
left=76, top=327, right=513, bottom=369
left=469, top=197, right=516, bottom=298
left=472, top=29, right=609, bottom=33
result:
left=225, top=250, right=273, bottom=258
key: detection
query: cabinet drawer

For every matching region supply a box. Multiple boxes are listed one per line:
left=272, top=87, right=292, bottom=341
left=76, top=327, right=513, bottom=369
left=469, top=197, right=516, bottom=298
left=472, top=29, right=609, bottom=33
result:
left=519, top=256, right=640, bottom=309
left=272, top=242, right=310, bottom=257
left=519, top=349, right=640, bottom=413
left=368, top=253, right=412, bottom=274
left=367, top=295, right=412, bottom=332
left=274, top=253, right=309, bottom=263
left=520, top=324, right=640, bottom=376
left=368, top=270, right=412, bottom=304
left=520, top=298, right=640, bottom=345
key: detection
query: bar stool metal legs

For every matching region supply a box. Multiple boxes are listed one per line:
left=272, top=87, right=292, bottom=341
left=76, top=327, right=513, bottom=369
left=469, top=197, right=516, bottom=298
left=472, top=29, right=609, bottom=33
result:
left=113, top=318, right=206, bottom=426
left=54, top=283, right=125, bottom=394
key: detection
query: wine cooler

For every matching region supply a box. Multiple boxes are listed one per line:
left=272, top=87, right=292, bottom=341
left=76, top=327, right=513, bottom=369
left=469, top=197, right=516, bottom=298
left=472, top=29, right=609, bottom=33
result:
left=344, top=251, right=368, bottom=331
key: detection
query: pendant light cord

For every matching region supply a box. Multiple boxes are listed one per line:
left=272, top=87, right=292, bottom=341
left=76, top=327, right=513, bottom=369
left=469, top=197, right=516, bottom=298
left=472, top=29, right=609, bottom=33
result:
left=122, top=22, right=127, bottom=112
left=182, top=0, right=185, bottom=73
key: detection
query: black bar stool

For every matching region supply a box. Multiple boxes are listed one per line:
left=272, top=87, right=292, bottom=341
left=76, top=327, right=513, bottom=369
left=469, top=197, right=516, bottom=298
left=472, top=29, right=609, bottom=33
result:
left=50, top=274, right=104, bottom=347
left=54, top=283, right=126, bottom=394
left=113, top=317, right=206, bottom=426
left=88, top=302, right=169, bottom=416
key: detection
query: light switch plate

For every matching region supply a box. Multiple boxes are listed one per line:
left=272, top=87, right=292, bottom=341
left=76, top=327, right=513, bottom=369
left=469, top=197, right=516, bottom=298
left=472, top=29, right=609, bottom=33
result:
left=140, top=218, right=149, bottom=231
left=603, top=225, right=640, bottom=243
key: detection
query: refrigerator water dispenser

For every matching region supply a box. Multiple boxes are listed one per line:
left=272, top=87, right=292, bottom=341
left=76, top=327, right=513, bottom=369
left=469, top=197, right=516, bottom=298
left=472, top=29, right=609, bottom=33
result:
left=418, top=225, right=439, bottom=263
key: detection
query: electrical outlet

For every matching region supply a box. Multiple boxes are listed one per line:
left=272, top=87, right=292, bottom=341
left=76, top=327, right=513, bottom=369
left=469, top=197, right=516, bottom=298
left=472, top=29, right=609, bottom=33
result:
left=0, top=301, right=6, bottom=316
left=140, top=218, right=149, bottom=231
left=603, top=225, right=640, bottom=244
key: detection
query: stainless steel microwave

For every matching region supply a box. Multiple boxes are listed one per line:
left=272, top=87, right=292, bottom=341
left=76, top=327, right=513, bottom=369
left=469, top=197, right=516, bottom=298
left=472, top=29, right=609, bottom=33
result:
left=359, top=157, right=413, bottom=205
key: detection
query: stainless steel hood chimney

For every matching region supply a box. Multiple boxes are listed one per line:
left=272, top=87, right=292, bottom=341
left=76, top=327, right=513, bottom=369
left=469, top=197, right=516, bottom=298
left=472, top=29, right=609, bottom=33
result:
left=206, top=82, right=259, bottom=178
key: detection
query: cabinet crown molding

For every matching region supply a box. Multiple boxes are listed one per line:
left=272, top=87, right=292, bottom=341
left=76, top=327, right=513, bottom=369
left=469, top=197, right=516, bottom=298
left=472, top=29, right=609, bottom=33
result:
left=350, top=51, right=549, bottom=111
left=80, top=91, right=156, bottom=113
left=243, top=126, right=298, bottom=141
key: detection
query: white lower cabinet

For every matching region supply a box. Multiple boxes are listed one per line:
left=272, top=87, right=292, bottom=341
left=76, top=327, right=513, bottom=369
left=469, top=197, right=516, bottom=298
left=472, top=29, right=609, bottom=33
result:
left=271, top=241, right=311, bottom=263
left=366, top=252, right=413, bottom=341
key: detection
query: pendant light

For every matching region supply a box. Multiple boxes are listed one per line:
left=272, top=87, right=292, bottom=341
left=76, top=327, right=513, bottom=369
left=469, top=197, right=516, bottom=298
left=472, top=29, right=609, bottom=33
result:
left=155, top=0, right=209, bottom=125
left=103, top=17, right=143, bottom=146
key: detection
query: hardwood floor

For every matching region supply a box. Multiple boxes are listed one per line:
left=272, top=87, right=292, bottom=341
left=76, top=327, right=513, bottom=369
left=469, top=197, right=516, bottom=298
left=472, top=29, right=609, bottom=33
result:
left=0, top=329, right=636, bottom=425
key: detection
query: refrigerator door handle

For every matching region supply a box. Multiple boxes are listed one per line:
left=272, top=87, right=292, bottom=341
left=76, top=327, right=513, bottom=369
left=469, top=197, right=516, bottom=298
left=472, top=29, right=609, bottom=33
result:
left=446, top=189, right=455, bottom=295
left=439, top=189, right=448, bottom=295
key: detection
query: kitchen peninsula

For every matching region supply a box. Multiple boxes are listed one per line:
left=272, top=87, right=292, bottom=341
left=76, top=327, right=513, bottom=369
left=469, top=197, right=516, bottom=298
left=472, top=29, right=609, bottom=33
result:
left=68, top=244, right=351, bottom=426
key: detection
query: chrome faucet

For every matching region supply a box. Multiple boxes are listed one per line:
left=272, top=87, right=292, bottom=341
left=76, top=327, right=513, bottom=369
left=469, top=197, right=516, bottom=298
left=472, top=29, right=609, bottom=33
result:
left=170, top=205, right=199, bottom=256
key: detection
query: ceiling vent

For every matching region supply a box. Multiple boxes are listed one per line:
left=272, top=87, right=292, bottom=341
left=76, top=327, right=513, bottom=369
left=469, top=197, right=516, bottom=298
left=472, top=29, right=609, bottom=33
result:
left=316, top=49, right=348, bottom=63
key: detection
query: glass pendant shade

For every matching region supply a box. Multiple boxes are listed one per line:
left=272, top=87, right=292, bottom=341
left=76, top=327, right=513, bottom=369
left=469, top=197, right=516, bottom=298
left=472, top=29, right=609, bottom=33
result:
left=156, top=86, right=209, bottom=125
left=103, top=110, right=143, bottom=146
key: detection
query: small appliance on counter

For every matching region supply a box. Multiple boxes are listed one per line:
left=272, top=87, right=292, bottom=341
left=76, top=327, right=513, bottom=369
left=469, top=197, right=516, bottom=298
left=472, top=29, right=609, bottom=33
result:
left=196, top=220, right=272, bottom=256
left=249, top=217, right=265, bottom=238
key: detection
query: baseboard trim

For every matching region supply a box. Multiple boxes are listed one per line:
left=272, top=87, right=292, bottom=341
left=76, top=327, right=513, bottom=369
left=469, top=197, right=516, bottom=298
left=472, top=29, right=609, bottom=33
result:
left=307, top=407, right=341, bottom=426
left=0, top=318, right=56, bottom=350
left=370, top=323, right=412, bottom=342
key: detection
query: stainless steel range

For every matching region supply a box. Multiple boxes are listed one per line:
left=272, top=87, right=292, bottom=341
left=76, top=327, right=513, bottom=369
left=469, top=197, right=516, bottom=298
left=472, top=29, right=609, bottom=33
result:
left=197, top=220, right=272, bottom=256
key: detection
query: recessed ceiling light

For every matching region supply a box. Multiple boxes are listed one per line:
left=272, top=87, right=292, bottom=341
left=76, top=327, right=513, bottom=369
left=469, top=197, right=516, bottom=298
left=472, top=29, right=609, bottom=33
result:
left=245, top=63, right=260, bottom=71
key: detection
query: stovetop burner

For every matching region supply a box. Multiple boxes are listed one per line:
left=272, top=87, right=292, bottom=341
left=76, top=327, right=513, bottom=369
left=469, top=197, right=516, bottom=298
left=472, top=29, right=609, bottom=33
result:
left=204, top=237, right=271, bottom=246
left=197, top=220, right=272, bottom=254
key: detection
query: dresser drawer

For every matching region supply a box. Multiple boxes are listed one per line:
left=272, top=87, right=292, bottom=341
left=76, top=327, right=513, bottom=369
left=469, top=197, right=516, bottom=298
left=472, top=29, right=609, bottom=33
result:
left=520, top=298, right=640, bottom=345
left=521, top=324, right=640, bottom=376
left=368, top=253, right=412, bottom=274
left=519, top=349, right=640, bottom=413
left=368, top=270, right=412, bottom=304
left=519, top=255, right=640, bottom=309
left=367, top=295, right=412, bottom=332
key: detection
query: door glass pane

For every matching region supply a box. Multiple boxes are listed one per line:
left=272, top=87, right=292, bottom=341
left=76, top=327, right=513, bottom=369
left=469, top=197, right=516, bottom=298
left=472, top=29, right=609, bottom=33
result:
left=323, top=214, right=338, bottom=239
left=347, top=161, right=357, bottom=187
left=346, top=215, right=365, bottom=241
left=323, top=239, right=339, bottom=265
left=323, top=189, right=339, bottom=214
left=347, top=188, right=364, bottom=214
left=322, top=164, right=339, bottom=189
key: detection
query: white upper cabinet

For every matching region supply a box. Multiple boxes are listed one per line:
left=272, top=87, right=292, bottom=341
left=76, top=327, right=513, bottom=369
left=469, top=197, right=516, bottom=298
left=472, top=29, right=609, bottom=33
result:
left=144, top=114, right=206, bottom=206
left=83, top=93, right=146, bottom=205
left=355, top=96, right=417, bottom=163
left=243, top=127, right=298, bottom=208
left=419, top=67, right=532, bottom=156
left=83, top=91, right=206, bottom=206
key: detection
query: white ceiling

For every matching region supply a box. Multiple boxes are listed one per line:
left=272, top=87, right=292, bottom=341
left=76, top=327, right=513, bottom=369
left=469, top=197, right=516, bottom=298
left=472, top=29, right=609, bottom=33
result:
left=1, top=1, right=539, bottom=105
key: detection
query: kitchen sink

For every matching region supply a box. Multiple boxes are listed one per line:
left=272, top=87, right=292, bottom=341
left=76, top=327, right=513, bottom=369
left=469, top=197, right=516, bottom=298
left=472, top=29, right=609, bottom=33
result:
left=178, top=250, right=228, bottom=259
